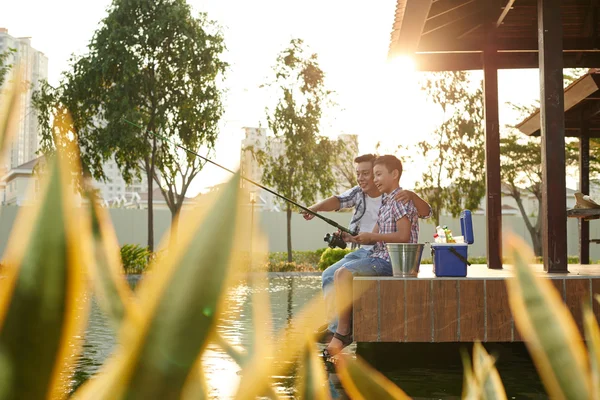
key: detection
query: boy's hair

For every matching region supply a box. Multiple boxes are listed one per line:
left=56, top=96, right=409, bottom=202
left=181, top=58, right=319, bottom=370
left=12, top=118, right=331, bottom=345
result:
left=354, top=154, right=376, bottom=164
left=373, top=155, right=403, bottom=179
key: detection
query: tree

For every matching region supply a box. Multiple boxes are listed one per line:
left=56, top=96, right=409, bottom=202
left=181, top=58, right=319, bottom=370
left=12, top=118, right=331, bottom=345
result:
left=32, top=0, right=226, bottom=251
left=0, top=48, right=16, bottom=88
left=332, top=135, right=359, bottom=191
left=412, top=71, right=486, bottom=226
left=500, top=69, right=595, bottom=256
left=254, top=39, right=339, bottom=262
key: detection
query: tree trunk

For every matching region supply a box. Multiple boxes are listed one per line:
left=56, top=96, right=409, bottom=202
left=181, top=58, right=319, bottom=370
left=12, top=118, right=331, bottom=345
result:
left=147, top=164, right=154, bottom=253
left=147, top=135, right=157, bottom=253
left=286, top=203, right=292, bottom=262
left=169, top=204, right=181, bottom=249
left=511, top=190, right=543, bottom=257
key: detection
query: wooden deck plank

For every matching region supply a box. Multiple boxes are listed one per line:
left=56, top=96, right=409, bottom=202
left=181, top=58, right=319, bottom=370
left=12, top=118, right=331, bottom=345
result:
left=592, top=279, right=600, bottom=323
left=459, top=280, right=485, bottom=342
left=405, top=280, right=432, bottom=342
left=353, top=269, right=600, bottom=343
left=353, top=280, right=379, bottom=342
left=433, top=280, right=459, bottom=342
left=565, top=278, right=590, bottom=335
left=485, top=280, right=512, bottom=341
left=380, top=280, right=405, bottom=342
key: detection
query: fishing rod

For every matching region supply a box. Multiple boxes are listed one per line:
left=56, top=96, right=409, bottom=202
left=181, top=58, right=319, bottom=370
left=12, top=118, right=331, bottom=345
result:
left=122, top=118, right=353, bottom=235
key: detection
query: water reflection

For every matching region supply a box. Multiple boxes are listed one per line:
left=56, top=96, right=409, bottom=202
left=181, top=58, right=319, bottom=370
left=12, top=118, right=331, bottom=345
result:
left=73, top=276, right=546, bottom=399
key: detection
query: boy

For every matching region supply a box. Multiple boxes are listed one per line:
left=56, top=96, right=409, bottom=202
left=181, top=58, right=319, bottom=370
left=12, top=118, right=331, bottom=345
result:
left=303, top=154, right=431, bottom=342
left=324, top=155, right=419, bottom=357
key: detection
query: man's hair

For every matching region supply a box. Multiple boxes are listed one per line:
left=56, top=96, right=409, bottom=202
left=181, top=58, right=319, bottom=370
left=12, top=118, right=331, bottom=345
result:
left=373, top=155, right=403, bottom=178
left=354, top=154, right=376, bottom=164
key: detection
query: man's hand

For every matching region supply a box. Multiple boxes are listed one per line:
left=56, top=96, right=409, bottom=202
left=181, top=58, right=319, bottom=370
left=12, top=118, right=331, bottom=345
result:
left=341, top=231, right=354, bottom=242
left=302, top=206, right=318, bottom=220
left=353, top=232, right=374, bottom=245
left=394, top=190, right=415, bottom=204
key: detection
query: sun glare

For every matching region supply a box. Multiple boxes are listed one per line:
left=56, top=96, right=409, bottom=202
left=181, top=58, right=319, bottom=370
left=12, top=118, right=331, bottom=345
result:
left=388, top=55, right=416, bottom=75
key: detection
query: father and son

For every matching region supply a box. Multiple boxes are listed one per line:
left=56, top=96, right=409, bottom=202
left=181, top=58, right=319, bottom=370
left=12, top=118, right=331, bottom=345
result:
left=302, top=154, right=432, bottom=359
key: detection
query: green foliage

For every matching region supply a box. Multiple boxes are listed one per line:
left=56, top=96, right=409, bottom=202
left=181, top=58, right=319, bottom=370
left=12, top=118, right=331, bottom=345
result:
left=252, top=38, right=340, bottom=262
left=32, top=0, right=227, bottom=250
left=120, top=244, right=152, bottom=274
left=413, top=71, right=486, bottom=226
left=269, top=248, right=325, bottom=265
left=317, top=247, right=353, bottom=270
left=0, top=48, right=16, bottom=88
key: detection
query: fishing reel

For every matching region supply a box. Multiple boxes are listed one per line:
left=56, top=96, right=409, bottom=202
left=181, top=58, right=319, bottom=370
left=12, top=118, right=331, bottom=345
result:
left=323, top=228, right=358, bottom=250
left=324, top=232, right=346, bottom=249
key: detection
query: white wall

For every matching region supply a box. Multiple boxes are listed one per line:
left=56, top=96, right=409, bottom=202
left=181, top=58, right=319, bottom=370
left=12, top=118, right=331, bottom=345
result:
left=0, top=206, right=589, bottom=260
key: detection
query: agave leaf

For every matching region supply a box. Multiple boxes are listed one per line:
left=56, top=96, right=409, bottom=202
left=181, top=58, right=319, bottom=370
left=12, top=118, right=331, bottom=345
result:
left=234, top=278, right=377, bottom=398
left=461, top=347, right=479, bottom=400
left=85, top=191, right=134, bottom=328
left=297, top=338, right=330, bottom=400
left=0, top=152, right=91, bottom=399
left=233, top=291, right=328, bottom=399
left=472, top=342, right=507, bottom=400
left=505, top=235, right=591, bottom=399
left=74, top=174, right=242, bottom=399
left=335, top=354, right=411, bottom=400
left=583, top=301, right=600, bottom=399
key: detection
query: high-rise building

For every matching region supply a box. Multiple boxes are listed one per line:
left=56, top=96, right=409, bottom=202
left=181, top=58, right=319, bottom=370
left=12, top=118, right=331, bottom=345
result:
left=0, top=28, right=48, bottom=169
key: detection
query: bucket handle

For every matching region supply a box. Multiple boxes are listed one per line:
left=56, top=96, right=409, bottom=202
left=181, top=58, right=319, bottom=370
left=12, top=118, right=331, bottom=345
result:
left=431, top=247, right=471, bottom=266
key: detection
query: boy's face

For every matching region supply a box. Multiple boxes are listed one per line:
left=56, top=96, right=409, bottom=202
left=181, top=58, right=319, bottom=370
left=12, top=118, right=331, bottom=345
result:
left=355, top=161, right=375, bottom=193
left=373, top=164, right=398, bottom=194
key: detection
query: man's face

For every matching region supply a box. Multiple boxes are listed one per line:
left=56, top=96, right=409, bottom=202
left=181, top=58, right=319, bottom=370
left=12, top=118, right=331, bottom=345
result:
left=355, top=161, right=375, bottom=192
left=373, top=164, right=397, bottom=194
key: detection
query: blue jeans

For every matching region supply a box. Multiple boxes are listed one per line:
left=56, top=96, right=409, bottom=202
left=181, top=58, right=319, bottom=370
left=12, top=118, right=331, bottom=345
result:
left=321, top=247, right=370, bottom=333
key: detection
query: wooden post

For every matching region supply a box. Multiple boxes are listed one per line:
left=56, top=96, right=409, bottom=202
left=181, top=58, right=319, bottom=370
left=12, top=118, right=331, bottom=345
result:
left=538, top=0, right=568, bottom=273
left=483, top=2, right=502, bottom=270
left=580, top=109, right=590, bottom=264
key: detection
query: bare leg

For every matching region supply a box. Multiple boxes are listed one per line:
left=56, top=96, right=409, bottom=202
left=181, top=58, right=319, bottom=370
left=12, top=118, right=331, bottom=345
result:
left=326, top=267, right=354, bottom=355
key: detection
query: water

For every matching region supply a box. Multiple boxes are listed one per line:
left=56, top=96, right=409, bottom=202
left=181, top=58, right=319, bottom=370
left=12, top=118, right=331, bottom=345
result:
left=72, top=276, right=547, bottom=399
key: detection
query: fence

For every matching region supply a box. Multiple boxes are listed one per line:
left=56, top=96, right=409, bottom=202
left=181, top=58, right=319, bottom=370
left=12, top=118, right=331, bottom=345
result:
left=0, top=206, right=591, bottom=260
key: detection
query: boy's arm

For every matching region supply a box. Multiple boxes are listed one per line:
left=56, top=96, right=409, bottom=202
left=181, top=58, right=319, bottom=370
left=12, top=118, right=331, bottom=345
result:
left=393, top=190, right=432, bottom=219
left=355, top=218, right=410, bottom=244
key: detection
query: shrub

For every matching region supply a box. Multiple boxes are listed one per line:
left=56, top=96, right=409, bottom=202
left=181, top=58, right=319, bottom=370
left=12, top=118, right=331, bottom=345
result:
left=268, top=249, right=327, bottom=267
left=120, top=244, right=151, bottom=274
left=317, top=247, right=353, bottom=271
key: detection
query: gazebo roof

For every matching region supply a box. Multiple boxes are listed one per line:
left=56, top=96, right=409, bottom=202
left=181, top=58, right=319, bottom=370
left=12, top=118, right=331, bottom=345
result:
left=389, top=0, right=600, bottom=71
left=517, top=69, right=600, bottom=137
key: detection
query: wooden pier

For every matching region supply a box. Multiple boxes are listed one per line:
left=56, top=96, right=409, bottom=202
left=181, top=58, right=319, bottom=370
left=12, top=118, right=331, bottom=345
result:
left=353, top=265, right=600, bottom=343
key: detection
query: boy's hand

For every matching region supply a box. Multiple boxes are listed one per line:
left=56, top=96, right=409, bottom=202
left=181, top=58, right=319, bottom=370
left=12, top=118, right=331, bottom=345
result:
left=394, top=190, right=415, bottom=204
left=354, top=232, right=374, bottom=245
left=302, top=206, right=318, bottom=220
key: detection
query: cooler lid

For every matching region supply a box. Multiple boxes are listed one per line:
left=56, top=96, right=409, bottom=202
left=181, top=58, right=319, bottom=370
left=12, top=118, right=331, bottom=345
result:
left=460, top=210, right=475, bottom=244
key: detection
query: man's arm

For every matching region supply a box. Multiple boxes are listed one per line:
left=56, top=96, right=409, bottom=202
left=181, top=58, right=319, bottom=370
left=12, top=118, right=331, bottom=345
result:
left=393, top=190, right=432, bottom=218
left=302, top=196, right=341, bottom=220
left=353, top=218, right=410, bottom=244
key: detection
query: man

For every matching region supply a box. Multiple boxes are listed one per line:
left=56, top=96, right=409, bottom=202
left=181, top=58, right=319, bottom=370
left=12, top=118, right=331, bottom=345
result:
left=303, top=154, right=431, bottom=343
left=324, top=154, right=420, bottom=357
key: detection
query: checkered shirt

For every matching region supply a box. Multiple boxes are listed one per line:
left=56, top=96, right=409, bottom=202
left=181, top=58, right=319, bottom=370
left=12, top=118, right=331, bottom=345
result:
left=369, top=187, right=420, bottom=262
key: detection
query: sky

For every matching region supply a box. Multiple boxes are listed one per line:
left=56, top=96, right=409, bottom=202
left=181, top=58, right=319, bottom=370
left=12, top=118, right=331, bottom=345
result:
left=0, top=0, right=548, bottom=196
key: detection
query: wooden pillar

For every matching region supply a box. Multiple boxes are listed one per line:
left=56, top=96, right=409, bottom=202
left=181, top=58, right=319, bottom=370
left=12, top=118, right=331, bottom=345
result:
left=483, top=2, right=502, bottom=270
left=538, top=0, right=568, bottom=273
left=580, top=110, right=590, bottom=264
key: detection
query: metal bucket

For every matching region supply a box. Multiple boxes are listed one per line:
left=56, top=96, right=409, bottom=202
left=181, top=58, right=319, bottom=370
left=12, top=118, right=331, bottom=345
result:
left=386, top=243, right=425, bottom=277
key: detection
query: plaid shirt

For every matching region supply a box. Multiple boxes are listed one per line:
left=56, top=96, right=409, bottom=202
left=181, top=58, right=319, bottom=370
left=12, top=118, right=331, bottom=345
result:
left=370, top=188, right=420, bottom=262
left=336, top=186, right=431, bottom=236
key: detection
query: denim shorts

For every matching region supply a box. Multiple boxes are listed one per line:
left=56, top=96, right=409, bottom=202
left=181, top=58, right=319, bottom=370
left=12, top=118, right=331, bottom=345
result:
left=341, top=256, right=392, bottom=277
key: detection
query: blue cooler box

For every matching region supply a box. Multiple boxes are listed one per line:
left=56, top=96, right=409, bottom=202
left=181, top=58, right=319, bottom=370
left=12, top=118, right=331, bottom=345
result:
left=431, top=210, right=474, bottom=277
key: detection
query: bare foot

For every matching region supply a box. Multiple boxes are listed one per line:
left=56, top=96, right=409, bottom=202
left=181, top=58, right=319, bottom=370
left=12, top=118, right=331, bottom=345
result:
left=326, top=336, right=344, bottom=356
